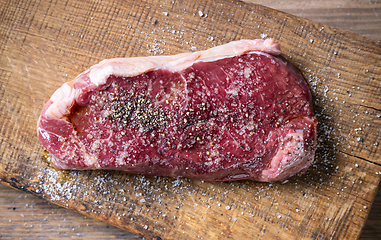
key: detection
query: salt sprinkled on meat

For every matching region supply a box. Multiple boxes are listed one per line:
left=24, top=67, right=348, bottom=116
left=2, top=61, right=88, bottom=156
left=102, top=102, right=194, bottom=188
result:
left=38, top=39, right=316, bottom=182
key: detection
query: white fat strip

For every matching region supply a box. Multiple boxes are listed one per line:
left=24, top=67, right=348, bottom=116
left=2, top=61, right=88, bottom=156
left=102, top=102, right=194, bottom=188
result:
left=89, top=39, right=281, bottom=87
left=45, top=83, right=76, bottom=119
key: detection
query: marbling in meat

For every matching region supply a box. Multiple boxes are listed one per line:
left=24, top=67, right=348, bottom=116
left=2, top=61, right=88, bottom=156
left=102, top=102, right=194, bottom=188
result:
left=37, top=39, right=318, bottom=181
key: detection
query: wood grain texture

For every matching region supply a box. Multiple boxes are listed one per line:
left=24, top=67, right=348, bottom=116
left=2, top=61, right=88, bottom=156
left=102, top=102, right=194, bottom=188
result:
left=0, top=184, right=143, bottom=239
left=1, top=0, right=380, bottom=239
left=246, top=0, right=381, bottom=42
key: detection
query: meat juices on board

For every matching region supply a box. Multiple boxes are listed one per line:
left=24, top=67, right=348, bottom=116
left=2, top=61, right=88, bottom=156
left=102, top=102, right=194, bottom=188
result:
left=37, top=39, right=318, bottom=182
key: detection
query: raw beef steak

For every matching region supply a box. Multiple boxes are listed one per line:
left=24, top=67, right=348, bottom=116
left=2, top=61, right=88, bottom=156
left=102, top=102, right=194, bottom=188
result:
left=37, top=39, right=317, bottom=181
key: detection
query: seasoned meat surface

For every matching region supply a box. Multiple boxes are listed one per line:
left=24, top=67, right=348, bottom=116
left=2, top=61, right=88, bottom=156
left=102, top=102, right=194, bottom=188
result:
left=38, top=39, right=317, bottom=181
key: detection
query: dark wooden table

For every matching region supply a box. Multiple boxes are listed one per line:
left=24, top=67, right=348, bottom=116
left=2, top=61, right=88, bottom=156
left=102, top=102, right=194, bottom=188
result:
left=1, top=0, right=380, bottom=239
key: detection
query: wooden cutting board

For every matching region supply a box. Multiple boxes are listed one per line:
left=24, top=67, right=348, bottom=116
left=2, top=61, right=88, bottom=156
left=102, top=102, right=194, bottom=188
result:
left=1, top=0, right=380, bottom=239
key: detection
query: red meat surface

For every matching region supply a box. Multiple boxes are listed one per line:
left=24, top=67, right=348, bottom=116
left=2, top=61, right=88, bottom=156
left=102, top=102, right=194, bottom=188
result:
left=37, top=39, right=317, bottom=181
